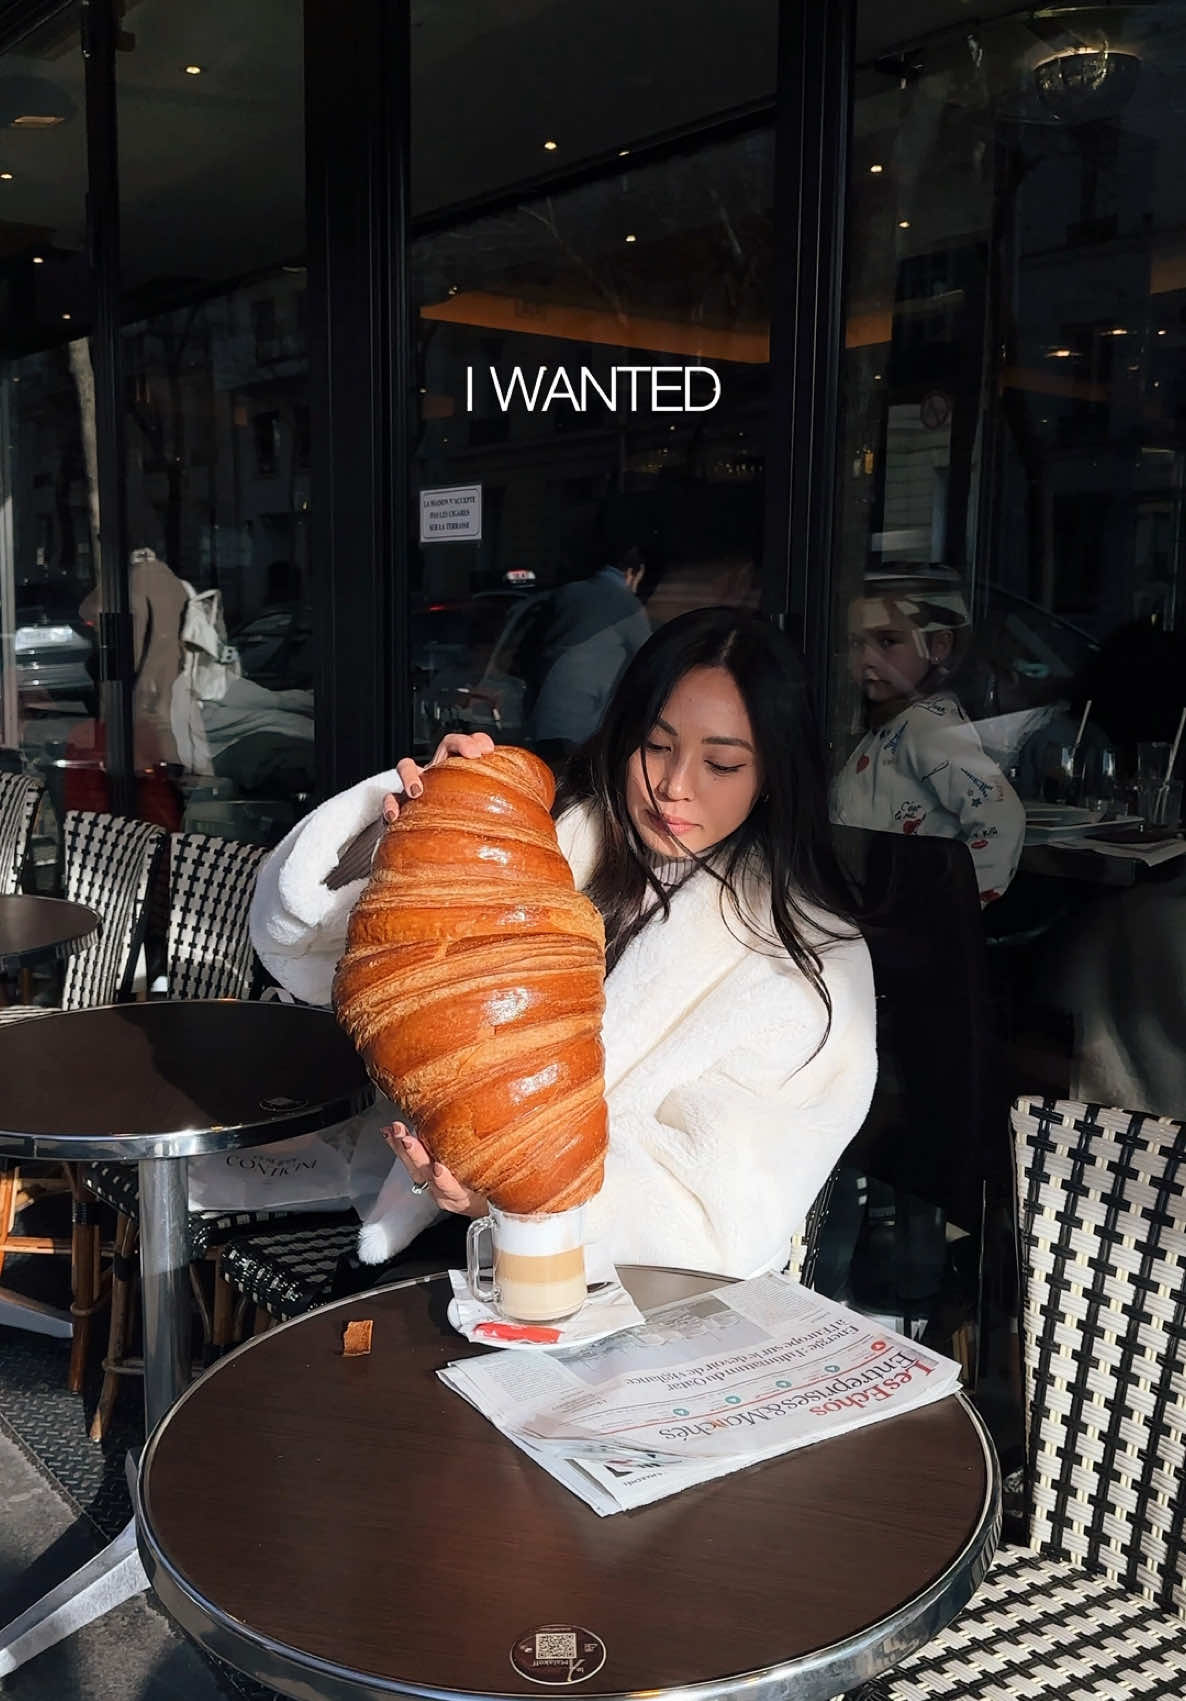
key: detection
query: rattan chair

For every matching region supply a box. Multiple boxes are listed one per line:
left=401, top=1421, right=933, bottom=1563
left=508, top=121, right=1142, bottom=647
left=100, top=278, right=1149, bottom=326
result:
left=85, top=833, right=353, bottom=1436
left=0, top=767, right=43, bottom=895
left=867, top=1096, right=1186, bottom=1699
left=0, top=810, right=164, bottom=1389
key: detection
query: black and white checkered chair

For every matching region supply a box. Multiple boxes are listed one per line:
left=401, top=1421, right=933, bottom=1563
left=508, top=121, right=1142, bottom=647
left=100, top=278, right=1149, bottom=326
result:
left=84, top=831, right=356, bottom=1434
left=0, top=768, right=43, bottom=895
left=221, top=1220, right=366, bottom=1325
left=869, top=1097, right=1186, bottom=1699
left=0, top=810, right=165, bottom=1390
left=165, top=831, right=269, bottom=999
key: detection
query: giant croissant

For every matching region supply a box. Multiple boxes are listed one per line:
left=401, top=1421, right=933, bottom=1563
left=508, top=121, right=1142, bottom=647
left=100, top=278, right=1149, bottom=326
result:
left=333, top=748, right=608, bottom=1213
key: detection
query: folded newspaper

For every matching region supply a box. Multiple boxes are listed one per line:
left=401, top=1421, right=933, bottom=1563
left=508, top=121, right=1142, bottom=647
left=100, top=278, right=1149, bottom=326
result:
left=439, top=1272, right=964, bottom=1515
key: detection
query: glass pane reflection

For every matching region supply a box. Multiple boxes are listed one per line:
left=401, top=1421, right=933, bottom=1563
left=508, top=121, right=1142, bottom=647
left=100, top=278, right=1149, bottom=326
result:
left=410, top=129, right=772, bottom=761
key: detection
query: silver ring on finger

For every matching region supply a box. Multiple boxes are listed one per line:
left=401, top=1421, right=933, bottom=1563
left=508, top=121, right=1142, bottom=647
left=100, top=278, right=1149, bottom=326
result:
left=410, top=1178, right=431, bottom=1195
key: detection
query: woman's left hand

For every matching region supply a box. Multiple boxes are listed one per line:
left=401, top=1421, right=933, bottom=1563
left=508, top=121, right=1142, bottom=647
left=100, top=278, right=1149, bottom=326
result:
left=382, top=1122, right=488, bottom=1218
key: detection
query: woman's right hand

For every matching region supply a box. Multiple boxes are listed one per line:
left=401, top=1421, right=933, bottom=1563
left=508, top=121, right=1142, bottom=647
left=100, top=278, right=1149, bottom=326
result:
left=383, top=730, right=494, bottom=824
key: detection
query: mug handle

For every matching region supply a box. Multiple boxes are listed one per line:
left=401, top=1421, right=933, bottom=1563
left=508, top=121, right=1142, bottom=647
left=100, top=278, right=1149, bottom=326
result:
left=466, top=1217, right=497, bottom=1305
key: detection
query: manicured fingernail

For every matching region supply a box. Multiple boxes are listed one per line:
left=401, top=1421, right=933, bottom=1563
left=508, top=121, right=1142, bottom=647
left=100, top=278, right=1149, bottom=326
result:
left=409, top=781, right=423, bottom=798
left=382, top=807, right=397, bottom=825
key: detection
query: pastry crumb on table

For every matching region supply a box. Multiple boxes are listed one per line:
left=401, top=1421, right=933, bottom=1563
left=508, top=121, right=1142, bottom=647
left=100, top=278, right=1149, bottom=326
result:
left=341, top=1318, right=373, bottom=1356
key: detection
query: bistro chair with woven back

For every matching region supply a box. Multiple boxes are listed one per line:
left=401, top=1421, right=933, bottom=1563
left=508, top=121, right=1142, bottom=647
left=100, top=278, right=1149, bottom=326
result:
left=0, top=764, right=43, bottom=899
left=86, top=831, right=354, bottom=1436
left=0, top=808, right=165, bottom=1390
left=862, top=1096, right=1186, bottom=1699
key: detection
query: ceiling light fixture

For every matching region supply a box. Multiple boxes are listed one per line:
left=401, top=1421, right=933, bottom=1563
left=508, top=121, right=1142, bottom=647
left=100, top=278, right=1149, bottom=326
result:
left=870, top=163, right=884, bottom=174
left=543, top=138, right=557, bottom=151
left=898, top=219, right=910, bottom=228
left=1047, top=347, right=1074, bottom=359
left=184, top=65, right=203, bottom=76
left=1034, top=48, right=1140, bottom=124
left=618, top=148, right=630, bottom=157
left=625, top=233, right=637, bottom=243
left=0, top=172, right=12, bottom=181
left=0, top=75, right=75, bottom=129
left=61, top=312, right=70, bottom=320
left=32, top=254, right=43, bottom=264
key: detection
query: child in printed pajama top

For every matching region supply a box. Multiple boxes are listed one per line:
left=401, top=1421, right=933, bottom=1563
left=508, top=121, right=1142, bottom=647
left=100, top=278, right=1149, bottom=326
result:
left=831, top=577, right=1025, bottom=904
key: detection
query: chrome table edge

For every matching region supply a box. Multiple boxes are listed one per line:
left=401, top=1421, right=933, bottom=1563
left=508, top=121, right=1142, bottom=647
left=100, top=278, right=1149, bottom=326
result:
left=0, top=898, right=101, bottom=972
left=136, top=1275, right=1003, bottom=1701
left=0, top=998, right=373, bottom=1157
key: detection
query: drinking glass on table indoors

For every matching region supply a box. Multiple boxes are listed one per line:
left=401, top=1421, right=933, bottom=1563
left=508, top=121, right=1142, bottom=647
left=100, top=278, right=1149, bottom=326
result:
left=1041, top=744, right=1086, bottom=806
left=1080, top=746, right=1120, bottom=817
left=1136, top=742, right=1184, bottom=827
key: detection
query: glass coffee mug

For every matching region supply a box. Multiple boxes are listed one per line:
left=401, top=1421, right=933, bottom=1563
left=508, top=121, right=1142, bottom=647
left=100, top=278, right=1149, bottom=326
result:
left=466, top=1203, right=588, bottom=1324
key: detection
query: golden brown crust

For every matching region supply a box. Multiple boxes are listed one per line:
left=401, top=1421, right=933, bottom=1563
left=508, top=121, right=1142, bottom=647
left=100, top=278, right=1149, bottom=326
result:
left=333, top=747, right=607, bottom=1213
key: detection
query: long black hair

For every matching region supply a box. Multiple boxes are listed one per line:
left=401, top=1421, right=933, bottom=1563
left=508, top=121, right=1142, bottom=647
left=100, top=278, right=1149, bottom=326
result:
left=554, top=606, right=858, bottom=1038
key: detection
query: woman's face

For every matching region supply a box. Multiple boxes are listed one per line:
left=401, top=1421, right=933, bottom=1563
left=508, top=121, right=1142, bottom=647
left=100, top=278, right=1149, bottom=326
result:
left=626, top=665, right=763, bottom=857
left=847, top=597, right=945, bottom=702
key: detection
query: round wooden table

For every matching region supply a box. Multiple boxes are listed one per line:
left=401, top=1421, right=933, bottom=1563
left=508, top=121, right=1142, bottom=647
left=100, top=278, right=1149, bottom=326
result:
left=0, top=998, right=374, bottom=1682
left=0, top=894, right=100, bottom=975
left=0, top=999, right=372, bottom=1429
left=137, top=1268, right=1001, bottom=1701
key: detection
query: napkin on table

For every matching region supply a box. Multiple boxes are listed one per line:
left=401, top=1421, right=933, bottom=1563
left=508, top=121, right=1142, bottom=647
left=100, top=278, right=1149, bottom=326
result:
left=447, top=1247, right=644, bottom=1347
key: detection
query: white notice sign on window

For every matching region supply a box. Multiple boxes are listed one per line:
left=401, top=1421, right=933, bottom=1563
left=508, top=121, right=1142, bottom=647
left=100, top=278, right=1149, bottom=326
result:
left=419, top=484, right=482, bottom=542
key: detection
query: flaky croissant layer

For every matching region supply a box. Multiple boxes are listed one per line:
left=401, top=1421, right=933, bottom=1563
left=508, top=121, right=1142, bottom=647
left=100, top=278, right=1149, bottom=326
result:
left=333, top=747, right=608, bottom=1213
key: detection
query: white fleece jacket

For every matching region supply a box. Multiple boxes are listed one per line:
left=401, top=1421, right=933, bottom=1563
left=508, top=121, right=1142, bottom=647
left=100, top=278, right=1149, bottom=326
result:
left=249, top=769, right=877, bottom=1279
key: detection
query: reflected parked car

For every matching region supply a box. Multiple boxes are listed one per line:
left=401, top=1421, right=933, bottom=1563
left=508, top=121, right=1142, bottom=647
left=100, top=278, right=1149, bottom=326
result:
left=11, top=582, right=97, bottom=711
left=413, top=592, right=564, bottom=753
left=231, top=604, right=314, bottom=692
left=411, top=589, right=533, bottom=752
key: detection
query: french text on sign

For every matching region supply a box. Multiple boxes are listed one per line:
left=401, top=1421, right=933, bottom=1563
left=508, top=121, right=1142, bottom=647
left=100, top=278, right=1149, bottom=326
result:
left=419, top=483, right=482, bottom=543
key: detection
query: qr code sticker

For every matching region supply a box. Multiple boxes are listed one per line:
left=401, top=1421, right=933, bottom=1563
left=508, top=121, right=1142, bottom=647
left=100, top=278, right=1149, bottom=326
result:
left=535, top=1632, right=578, bottom=1663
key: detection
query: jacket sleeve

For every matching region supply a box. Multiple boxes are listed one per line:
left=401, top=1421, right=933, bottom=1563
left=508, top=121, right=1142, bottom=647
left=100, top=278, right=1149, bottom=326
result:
left=586, top=930, right=877, bottom=1278
left=248, top=768, right=404, bottom=1006
left=899, top=704, right=1026, bottom=901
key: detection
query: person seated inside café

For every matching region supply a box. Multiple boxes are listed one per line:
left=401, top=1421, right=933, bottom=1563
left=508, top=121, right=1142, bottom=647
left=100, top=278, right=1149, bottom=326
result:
left=251, top=606, right=878, bottom=1285
left=830, top=570, right=1025, bottom=905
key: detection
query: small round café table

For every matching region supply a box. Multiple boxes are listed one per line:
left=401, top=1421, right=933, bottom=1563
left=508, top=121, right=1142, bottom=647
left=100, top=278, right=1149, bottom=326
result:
left=0, top=999, right=373, bottom=1679
left=0, top=893, right=100, bottom=991
left=137, top=1267, right=1001, bottom=1701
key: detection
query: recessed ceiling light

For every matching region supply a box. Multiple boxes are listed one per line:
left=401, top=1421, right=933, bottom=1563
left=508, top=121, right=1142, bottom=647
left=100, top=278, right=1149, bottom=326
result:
left=898, top=219, right=910, bottom=228
left=1047, top=348, right=1074, bottom=359
left=1107, top=327, right=1127, bottom=336
left=625, top=233, right=637, bottom=243
left=184, top=65, right=203, bottom=76
left=618, top=148, right=630, bottom=157
left=0, top=172, right=12, bottom=181
left=32, top=254, right=43, bottom=264
left=1158, top=329, right=1167, bottom=336
left=870, top=163, right=884, bottom=174
left=61, top=312, right=70, bottom=320
left=543, top=138, right=558, bottom=151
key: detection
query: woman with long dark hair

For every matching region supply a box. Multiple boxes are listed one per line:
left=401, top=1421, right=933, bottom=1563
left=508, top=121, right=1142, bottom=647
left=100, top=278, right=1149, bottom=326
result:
left=252, top=607, right=876, bottom=1278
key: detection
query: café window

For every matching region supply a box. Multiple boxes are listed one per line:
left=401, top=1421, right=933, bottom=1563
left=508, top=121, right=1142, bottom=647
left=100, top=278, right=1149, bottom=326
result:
left=833, top=0, right=1186, bottom=1112
left=409, top=126, right=773, bottom=760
